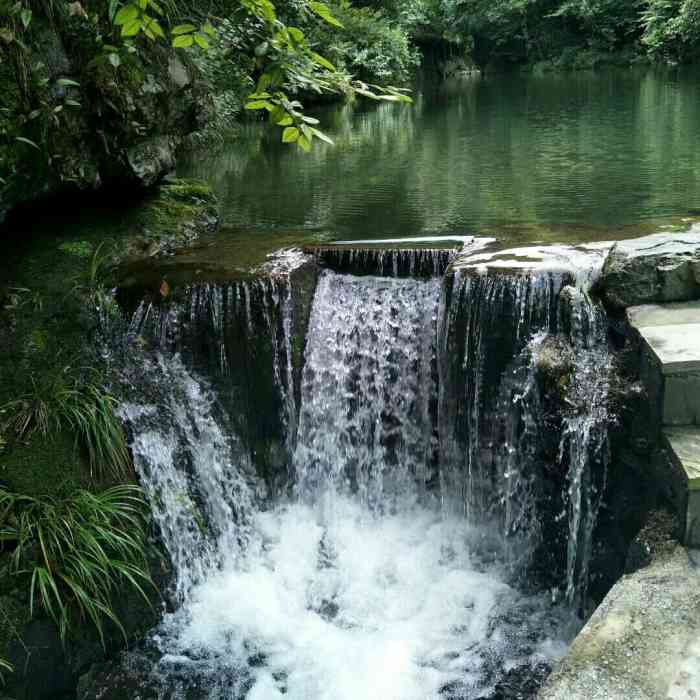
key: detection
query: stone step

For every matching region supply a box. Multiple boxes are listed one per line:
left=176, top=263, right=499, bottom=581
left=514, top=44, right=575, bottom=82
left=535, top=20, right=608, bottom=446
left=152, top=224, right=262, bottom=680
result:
left=627, top=301, right=700, bottom=425
left=664, top=426, right=700, bottom=548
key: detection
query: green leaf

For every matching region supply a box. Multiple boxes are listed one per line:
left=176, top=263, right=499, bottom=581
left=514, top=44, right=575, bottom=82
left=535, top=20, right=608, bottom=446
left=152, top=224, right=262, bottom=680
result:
left=202, top=22, right=216, bottom=38
left=245, top=100, right=274, bottom=110
left=20, top=7, right=32, bottom=29
left=171, top=23, right=195, bottom=35
left=121, top=19, right=141, bottom=37
left=310, top=127, right=333, bottom=145
left=172, top=34, right=193, bottom=48
left=143, top=16, right=164, bottom=38
left=309, top=1, right=344, bottom=28
left=288, top=26, right=305, bottom=43
left=148, top=0, right=164, bottom=15
left=311, top=51, right=335, bottom=72
left=57, top=78, right=80, bottom=88
left=282, top=126, right=299, bottom=143
left=65, top=99, right=81, bottom=108
left=301, top=115, right=320, bottom=125
left=194, top=33, right=209, bottom=50
left=277, top=115, right=293, bottom=126
left=107, top=52, right=121, bottom=68
left=15, top=136, right=40, bottom=150
left=114, top=5, right=138, bottom=26
left=297, top=134, right=312, bottom=152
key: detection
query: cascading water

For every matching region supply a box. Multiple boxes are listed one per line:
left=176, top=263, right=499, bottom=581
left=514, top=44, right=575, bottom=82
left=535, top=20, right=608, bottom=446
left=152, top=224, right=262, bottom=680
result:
left=117, top=353, right=259, bottom=600
left=293, top=271, right=440, bottom=510
left=121, top=274, right=302, bottom=486
left=94, top=244, right=619, bottom=699
left=437, top=243, right=614, bottom=607
left=438, top=268, right=570, bottom=522
left=557, top=287, right=614, bottom=608
left=308, top=247, right=457, bottom=278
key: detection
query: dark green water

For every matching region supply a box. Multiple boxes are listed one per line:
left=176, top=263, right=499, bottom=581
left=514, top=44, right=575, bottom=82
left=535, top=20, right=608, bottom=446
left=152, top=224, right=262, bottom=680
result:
left=180, top=68, right=700, bottom=254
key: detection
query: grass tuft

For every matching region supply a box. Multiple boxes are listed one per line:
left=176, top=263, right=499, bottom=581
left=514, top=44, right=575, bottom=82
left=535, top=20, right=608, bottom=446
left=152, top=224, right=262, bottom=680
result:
left=0, top=485, right=153, bottom=646
left=1, top=368, right=131, bottom=481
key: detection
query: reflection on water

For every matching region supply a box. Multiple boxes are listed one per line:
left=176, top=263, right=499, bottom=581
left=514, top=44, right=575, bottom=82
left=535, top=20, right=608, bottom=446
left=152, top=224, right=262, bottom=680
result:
left=179, top=68, right=700, bottom=249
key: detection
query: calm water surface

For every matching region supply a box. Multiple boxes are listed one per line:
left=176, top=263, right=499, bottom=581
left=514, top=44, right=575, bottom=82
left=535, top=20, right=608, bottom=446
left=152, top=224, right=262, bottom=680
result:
left=179, top=68, right=700, bottom=253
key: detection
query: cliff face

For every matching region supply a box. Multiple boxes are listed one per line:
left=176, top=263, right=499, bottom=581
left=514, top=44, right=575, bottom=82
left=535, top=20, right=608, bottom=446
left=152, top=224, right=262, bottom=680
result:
left=0, top=5, right=211, bottom=223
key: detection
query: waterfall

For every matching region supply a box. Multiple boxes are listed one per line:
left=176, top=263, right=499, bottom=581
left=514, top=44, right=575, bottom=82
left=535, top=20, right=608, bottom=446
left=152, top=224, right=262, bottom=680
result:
left=308, top=247, right=456, bottom=278
left=122, top=275, right=301, bottom=487
left=91, top=242, right=620, bottom=698
left=97, top=264, right=578, bottom=700
left=437, top=244, right=614, bottom=603
left=557, top=287, right=613, bottom=608
left=438, top=269, right=570, bottom=521
left=117, top=353, right=258, bottom=601
left=293, top=271, right=440, bottom=510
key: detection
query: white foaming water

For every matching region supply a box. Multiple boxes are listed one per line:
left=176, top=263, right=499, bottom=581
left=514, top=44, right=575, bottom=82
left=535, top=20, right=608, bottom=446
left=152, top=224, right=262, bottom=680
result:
left=156, top=495, right=567, bottom=700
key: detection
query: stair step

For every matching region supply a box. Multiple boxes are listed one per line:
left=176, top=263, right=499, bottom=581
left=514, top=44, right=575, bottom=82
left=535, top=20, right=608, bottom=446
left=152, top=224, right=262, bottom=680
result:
left=628, top=301, right=700, bottom=425
left=663, top=426, right=700, bottom=547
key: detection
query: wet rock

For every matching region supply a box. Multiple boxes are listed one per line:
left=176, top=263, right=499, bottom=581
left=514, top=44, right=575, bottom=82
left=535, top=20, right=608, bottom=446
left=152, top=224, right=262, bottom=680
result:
left=534, top=336, right=575, bottom=400
left=599, top=227, right=700, bottom=308
left=0, top=8, right=211, bottom=223
left=126, top=136, right=177, bottom=189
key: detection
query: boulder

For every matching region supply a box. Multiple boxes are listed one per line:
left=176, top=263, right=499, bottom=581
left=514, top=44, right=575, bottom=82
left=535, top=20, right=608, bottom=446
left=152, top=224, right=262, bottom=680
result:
left=599, top=227, right=700, bottom=309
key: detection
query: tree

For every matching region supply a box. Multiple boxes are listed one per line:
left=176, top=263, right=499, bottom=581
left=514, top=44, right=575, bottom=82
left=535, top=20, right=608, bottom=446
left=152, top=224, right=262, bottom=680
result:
left=110, top=0, right=412, bottom=149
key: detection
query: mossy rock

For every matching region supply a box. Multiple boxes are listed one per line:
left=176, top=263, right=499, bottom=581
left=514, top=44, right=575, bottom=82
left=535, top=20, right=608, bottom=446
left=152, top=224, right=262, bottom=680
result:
left=0, top=2, right=211, bottom=224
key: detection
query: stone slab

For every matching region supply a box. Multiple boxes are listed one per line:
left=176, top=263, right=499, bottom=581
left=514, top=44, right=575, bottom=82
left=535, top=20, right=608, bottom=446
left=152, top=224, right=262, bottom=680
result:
left=601, top=227, right=700, bottom=308
left=664, top=427, right=700, bottom=490
left=538, top=547, right=700, bottom=700
left=664, top=427, right=700, bottom=547
left=627, top=301, right=700, bottom=328
left=634, top=324, right=700, bottom=374
left=663, top=373, right=700, bottom=425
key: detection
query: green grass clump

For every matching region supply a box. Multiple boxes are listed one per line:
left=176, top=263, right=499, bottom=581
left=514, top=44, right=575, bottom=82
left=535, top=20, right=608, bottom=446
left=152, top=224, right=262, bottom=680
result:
left=0, top=485, right=153, bottom=645
left=1, top=368, right=131, bottom=482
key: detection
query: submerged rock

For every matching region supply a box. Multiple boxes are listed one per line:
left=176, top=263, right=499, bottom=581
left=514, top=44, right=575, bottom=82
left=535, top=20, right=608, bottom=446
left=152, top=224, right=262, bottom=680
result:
left=599, top=227, right=700, bottom=308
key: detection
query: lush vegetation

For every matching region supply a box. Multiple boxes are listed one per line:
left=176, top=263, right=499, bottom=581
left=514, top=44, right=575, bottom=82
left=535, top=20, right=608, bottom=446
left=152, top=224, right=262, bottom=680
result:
left=369, top=0, right=700, bottom=68
left=0, top=206, right=187, bottom=684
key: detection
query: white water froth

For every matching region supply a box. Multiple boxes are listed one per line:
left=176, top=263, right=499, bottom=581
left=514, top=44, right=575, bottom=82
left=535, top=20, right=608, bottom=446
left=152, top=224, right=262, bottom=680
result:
left=157, top=496, right=567, bottom=700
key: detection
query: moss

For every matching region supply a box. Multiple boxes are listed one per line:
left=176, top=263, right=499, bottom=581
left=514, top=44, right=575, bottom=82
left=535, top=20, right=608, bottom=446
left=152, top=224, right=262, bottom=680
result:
left=0, top=431, right=93, bottom=498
